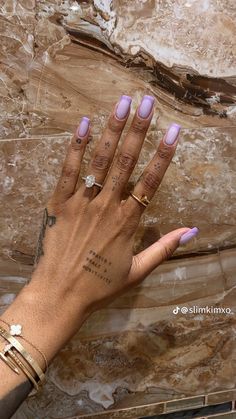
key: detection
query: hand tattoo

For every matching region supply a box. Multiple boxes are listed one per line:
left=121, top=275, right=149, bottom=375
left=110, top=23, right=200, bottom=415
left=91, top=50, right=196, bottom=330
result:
left=82, top=250, right=112, bottom=285
left=34, top=208, right=57, bottom=266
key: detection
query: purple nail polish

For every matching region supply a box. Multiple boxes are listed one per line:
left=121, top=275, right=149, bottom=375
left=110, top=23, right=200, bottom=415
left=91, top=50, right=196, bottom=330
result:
left=164, top=123, right=181, bottom=145
left=138, top=95, right=155, bottom=119
left=179, top=227, right=199, bottom=245
left=116, top=95, right=132, bottom=120
left=77, top=117, right=90, bottom=137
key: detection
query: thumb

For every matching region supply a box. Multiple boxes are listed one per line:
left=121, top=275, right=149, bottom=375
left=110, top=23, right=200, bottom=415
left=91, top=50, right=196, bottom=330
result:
left=128, top=227, right=199, bottom=285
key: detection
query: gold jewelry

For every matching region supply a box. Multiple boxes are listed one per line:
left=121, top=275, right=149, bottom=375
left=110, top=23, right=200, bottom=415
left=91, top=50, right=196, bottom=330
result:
left=2, top=344, right=39, bottom=391
left=0, top=326, right=45, bottom=385
left=0, top=350, right=20, bottom=374
left=0, top=319, right=48, bottom=372
left=130, top=192, right=151, bottom=208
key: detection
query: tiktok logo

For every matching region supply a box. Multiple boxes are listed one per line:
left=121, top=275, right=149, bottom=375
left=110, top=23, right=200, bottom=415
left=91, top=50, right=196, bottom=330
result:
left=173, top=306, right=180, bottom=315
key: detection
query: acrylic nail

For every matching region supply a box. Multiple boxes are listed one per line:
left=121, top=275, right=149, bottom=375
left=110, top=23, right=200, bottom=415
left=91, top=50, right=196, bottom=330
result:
left=179, top=227, right=199, bottom=245
left=115, top=95, right=132, bottom=120
left=77, top=117, right=90, bottom=138
left=138, top=95, right=155, bottom=119
left=164, top=123, right=181, bottom=145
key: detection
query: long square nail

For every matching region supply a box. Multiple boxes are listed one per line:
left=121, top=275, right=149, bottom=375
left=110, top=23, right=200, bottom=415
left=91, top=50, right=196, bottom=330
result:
left=179, top=227, right=199, bottom=245
left=164, top=123, right=181, bottom=145
left=116, top=95, right=132, bottom=120
left=138, top=95, right=155, bottom=119
left=77, top=117, right=90, bottom=137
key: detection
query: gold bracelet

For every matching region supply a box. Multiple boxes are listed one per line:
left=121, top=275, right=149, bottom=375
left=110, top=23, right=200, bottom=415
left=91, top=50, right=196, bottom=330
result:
left=0, top=326, right=45, bottom=385
left=2, top=345, right=39, bottom=391
left=0, top=350, right=20, bottom=374
left=0, top=319, right=48, bottom=372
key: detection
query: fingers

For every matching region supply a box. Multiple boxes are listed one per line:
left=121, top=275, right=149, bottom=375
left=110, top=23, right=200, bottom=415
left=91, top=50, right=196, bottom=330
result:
left=125, top=123, right=181, bottom=215
left=128, top=227, right=199, bottom=285
left=79, top=95, right=132, bottom=199
left=103, top=95, right=155, bottom=200
left=50, top=118, right=90, bottom=205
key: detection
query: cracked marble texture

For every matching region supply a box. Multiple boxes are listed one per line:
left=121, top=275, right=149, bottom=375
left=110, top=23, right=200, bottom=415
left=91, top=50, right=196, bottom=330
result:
left=0, top=0, right=236, bottom=417
left=1, top=249, right=236, bottom=417
left=0, top=0, right=236, bottom=139
left=0, top=128, right=236, bottom=262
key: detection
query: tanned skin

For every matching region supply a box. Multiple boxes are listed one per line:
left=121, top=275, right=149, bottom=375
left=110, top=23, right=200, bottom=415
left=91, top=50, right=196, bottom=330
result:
left=0, top=98, right=191, bottom=418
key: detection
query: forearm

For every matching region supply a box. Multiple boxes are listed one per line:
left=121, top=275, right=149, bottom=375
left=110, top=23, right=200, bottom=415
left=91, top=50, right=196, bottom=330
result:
left=0, top=270, right=88, bottom=419
left=0, top=99, right=198, bottom=419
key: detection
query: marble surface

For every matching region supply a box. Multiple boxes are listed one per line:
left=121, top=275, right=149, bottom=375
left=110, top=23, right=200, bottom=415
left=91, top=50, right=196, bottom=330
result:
left=0, top=0, right=236, bottom=418
left=0, top=0, right=236, bottom=140
left=1, top=248, right=236, bottom=418
left=0, top=128, right=236, bottom=262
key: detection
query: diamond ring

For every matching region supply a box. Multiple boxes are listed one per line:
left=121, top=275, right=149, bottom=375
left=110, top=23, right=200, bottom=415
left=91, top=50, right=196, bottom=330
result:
left=82, top=175, right=103, bottom=189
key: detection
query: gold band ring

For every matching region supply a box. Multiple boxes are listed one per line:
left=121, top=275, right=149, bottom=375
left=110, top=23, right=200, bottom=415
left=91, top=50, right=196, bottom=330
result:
left=130, top=193, right=151, bottom=208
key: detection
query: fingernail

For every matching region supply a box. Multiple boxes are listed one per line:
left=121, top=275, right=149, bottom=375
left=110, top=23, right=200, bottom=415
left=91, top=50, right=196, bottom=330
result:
left=138, top=95, right=155, bottom=119
left=179, top=227, right=199, bottom=245
left=77, top=117, right=90, bottom=137
left=116, top=95, right=132, bottom=120
left=164, top=123, right=181, bottom=145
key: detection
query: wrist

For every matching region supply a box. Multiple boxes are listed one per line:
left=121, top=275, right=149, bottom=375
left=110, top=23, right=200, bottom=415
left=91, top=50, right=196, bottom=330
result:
left=1, top=272, right=89, bottom=365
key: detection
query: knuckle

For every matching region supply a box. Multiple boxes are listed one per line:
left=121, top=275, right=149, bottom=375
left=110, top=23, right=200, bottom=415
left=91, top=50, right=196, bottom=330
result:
left=71, top=138, right=84, bottom=151
left=89, top=198, right=100, bottom=213
left=160, top=243, right=173, bottom=261
left=133, top=254, right=142, bottom=272
left=60, top=190, right=73, bottom=200
left=107, top=117, right=123, bottom=134
left=92, top=154, right=110, bottom=171
left=142, top=170, right=161, bottom=192
left=130, top=119, right=146, bottom=134
left=117, top=152, right=136, bottom=172
left=157, top=145, right=173, bottom=161
left=89, top=197, right=108, bottom=218
left=61, top=165, right=78, bottom=178
left=46, top=198, right=55, bottom=212
left=123, top=208, right=140, bottom=231
left=47, top=197, right=62, bottom=215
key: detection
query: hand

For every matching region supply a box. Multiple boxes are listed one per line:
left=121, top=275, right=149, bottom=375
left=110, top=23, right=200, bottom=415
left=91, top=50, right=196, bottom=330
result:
left=0, top=96, right=199, bottom=415
left=31, top=95, right=197, bottom=320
